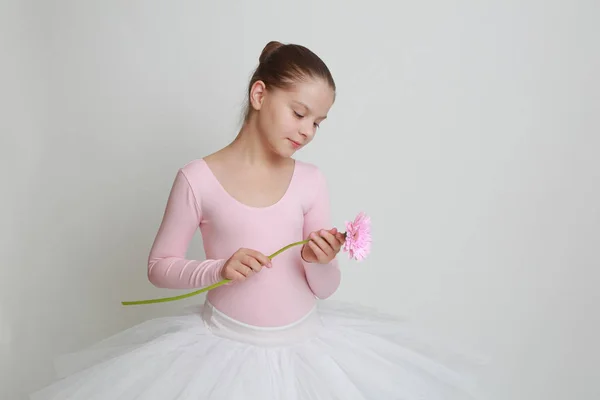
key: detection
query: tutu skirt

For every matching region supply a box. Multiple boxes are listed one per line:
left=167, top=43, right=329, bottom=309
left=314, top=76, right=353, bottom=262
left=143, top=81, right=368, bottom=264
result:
left=30, top=300, right=486, bottom=399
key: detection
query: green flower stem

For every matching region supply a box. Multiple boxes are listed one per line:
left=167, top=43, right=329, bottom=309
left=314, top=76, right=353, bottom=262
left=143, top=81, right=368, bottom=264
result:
left=121, top=239, right=310, bottom=306
left=268, top=239, right=309, bottom=259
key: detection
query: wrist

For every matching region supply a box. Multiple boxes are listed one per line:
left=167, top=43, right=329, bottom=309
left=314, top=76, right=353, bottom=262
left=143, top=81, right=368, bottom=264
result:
left=215, top=259, right=228, bottom=280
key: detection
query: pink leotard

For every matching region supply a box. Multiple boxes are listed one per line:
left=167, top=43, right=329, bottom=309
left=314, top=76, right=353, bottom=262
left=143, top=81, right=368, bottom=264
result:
left=147, top=158, right=341, bottom=327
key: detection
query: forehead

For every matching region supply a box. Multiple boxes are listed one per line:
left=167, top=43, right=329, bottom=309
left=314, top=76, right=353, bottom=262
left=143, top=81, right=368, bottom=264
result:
left=276, top=79, right=335, bottom=116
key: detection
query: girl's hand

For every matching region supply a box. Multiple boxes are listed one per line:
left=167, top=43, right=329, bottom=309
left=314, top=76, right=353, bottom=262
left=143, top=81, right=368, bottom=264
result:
left=301, top=228, right=345, bottom=264
left=221, top=248, right=272, bottom=282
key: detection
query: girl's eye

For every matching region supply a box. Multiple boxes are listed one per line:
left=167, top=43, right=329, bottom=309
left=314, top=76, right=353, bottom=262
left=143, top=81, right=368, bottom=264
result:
left=293, top=110, right=319, bottom=128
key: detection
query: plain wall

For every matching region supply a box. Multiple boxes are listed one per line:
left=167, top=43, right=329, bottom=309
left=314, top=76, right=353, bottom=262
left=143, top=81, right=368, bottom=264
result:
left=2, top=1, right=599, bottom=399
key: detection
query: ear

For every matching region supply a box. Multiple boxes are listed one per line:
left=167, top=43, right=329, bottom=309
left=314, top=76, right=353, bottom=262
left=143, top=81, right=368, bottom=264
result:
left=249, top=80, right=267, bottom=111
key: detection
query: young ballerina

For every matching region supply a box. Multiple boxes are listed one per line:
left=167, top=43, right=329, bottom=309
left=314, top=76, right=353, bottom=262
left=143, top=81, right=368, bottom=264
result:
left=31, top=41, right=485, bottom=399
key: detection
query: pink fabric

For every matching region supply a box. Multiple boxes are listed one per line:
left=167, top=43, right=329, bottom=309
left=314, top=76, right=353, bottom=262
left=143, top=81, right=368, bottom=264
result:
left=148, top=159, right=341, bottom=327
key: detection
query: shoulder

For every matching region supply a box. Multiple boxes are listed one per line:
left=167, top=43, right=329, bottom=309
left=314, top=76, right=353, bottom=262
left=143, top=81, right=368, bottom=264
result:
left=178, top=158, right=211, bottom=183
left=168, top=158, right=218, bottom=211
left=166, top=158, right=214, bottom=201
left=293, top=160, right=330, bottom=211
left=294, top=159, right=327, bottom=184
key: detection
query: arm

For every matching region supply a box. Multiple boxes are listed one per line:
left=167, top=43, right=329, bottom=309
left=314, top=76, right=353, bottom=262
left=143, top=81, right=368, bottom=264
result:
left=301, top=169, right=341, bottom=298
left=147, top=169, right=225, bottom=288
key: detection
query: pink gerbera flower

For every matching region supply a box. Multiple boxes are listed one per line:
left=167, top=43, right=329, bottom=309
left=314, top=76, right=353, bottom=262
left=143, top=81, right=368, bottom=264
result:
left=343, top=212, right=371, bottom=261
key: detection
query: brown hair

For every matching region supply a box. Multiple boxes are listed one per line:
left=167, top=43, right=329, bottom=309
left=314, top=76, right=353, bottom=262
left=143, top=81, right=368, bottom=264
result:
left=243, top=41, right=336, bottom=121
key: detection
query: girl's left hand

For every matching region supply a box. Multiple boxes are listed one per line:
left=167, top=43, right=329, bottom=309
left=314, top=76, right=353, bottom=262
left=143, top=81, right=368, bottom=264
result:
left=301, top=227, right=346, bottom=264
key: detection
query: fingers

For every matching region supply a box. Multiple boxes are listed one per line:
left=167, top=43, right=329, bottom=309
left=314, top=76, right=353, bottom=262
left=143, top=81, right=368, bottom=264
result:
left=232, top=257, right=261, bottom=279
left=330, top=227, right=346, bottom=244
left=228, top=269, right=246, bottom=282
left=223, top=248, right=272, bottom=282
left=308, top=232, right=334, bottom=260
left=310, top=230, right=339, bottom=255
left=242, top=255, right=263, bottom=273
left=328, top=228, right=346, bottom=245
left=305, top=228, right=346, bottom=263
left=243, top=249, right=272, bottom=268
left=227, top=260, right=256, bottom=281
left=320, top=229, right=342, bottom=251
left=222, top=265, right=247, bottom=281
left=308, top=240, right=328, bottom=260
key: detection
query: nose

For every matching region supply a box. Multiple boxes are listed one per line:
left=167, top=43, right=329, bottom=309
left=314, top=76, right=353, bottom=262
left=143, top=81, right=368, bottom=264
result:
left=299, top=121, right=315, bottom=140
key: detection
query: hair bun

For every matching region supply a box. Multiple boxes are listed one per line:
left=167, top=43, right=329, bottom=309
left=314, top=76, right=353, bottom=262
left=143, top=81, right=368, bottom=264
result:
left=259, top=41, right=284, bottom=64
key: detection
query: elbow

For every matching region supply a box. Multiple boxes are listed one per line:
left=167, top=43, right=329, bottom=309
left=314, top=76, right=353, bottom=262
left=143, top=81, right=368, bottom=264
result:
left=147, top=258, right=168, bottom=288
left=147, top=273, right=163, bottom=289
left=314, top=275, right=341, bottom=299
left=307, top=265, right=341, bottom=299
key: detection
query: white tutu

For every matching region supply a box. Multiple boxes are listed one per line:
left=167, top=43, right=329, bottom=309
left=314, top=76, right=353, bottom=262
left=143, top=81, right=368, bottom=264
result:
left=30, top=300, right=487, bottom=399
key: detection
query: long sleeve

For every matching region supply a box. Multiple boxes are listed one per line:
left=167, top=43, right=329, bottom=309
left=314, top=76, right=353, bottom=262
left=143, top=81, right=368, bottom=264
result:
left=301, top=168, right=341, bottom=298
left=147, top=169, right=226, bottom=289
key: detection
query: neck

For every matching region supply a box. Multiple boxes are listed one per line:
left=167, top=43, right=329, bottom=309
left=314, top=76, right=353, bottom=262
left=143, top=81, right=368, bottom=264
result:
left=226, top=117, right=285, bottom=168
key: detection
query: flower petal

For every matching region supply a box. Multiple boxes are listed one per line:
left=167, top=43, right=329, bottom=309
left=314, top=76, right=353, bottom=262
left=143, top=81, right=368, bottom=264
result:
left=342, top=212, right=371, bottom=261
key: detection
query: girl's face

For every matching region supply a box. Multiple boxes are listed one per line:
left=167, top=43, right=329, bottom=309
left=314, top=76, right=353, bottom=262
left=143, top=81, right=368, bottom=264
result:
left=250, top=78, right=335, bottom=158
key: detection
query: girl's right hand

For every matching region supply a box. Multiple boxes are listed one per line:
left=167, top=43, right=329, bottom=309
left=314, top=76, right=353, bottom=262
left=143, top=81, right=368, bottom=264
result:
left=221, top=248, right=272, bottom=282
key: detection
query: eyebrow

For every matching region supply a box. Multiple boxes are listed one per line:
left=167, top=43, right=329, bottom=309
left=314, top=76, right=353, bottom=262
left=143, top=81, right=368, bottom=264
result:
left=293, top=101, right=328, bottom=120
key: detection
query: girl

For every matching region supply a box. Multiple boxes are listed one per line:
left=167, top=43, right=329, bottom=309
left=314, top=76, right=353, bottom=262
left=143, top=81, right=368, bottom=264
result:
left=31, top=41, right=485, bottom=399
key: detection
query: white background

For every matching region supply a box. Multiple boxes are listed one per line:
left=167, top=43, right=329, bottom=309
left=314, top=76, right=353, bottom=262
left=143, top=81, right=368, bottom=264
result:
left=2, top=1, right=599, bottom=399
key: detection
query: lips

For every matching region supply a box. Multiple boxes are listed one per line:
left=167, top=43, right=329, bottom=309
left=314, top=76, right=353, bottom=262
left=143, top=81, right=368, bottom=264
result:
left=288, top=139, right=302, bottom=149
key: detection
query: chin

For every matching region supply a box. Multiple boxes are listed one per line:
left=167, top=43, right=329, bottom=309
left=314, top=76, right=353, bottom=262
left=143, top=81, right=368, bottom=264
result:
left=270, top=140, right=297, bottom=159
left=275, top=148, right=295, bottom=159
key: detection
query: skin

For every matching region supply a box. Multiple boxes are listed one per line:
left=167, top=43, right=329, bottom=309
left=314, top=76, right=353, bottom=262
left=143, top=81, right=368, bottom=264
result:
left=204, top=77, right=346, bottom=282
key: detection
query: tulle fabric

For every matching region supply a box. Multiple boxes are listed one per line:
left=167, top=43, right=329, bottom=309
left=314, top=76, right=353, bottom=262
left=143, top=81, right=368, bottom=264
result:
left=30, top=300, right=486, bottom=400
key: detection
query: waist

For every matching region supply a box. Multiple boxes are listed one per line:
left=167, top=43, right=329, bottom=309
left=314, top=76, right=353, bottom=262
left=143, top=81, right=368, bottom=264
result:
left=206, top=275, right=318, bottom=326
left=201, top=299, right=323, bottom=346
